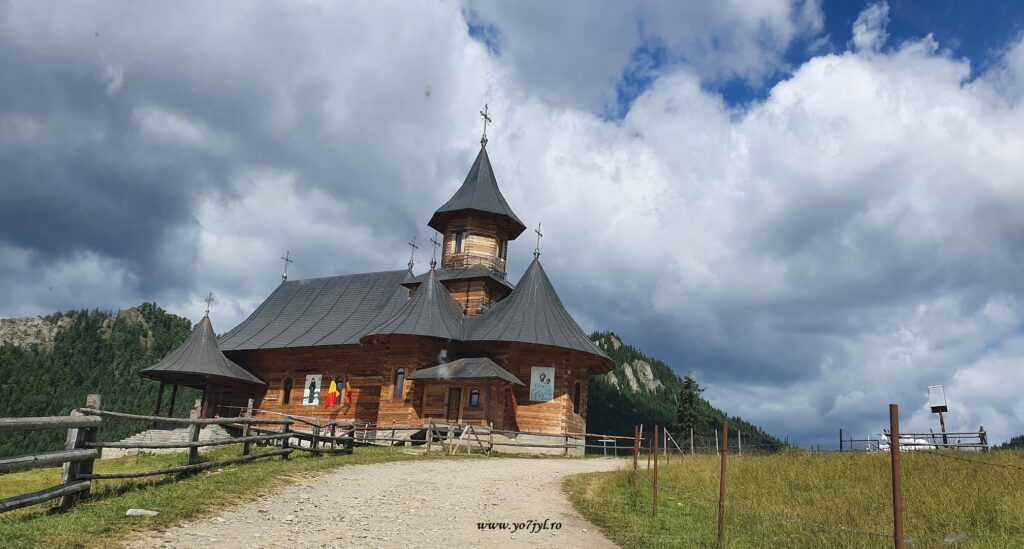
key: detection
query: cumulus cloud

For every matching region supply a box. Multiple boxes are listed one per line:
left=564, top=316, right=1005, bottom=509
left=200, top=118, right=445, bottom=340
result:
left=1, top=1, right=1023, bottom=445
left=851, top=1, right=890, bottom=52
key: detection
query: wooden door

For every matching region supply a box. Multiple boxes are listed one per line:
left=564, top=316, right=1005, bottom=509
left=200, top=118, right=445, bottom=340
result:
left=445, top=388, right=462, bottom=423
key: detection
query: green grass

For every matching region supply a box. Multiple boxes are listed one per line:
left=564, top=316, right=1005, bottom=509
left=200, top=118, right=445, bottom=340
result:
left=564, top=449, right=1024, bottom=548
left=0, top=445, right=459, bottom=548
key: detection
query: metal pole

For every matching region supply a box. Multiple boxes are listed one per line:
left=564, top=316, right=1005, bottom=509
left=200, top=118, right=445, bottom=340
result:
left=690, top=428, right=694, bottom=455
left=840, top=428, right=843, bottom=452
left=738, top=430, right=742, bottom=456
left=715, top=428, right=719, bottom=455
left=889, top=404, right=905, bottom=549
left=717, top=422, right=729, bottom=548
left=652, top=424, right=659, bottom=517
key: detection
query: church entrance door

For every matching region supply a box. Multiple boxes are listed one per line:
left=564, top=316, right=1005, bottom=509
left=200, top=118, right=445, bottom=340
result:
left=445, top=388, right=462, bottom=423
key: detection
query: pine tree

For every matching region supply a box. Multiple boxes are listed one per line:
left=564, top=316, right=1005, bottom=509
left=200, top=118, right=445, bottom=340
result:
left=675, top=375, right=705, bottom=434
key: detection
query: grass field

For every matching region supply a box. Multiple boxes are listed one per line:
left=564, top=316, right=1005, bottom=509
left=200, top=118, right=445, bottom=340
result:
left=0, top=445, right=456, bottom=548
left=565, top=449, right=1024, bottom=548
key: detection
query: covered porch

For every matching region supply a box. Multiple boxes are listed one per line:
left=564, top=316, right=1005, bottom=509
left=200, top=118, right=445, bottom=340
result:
left=409, top=357, right=524, bottom=428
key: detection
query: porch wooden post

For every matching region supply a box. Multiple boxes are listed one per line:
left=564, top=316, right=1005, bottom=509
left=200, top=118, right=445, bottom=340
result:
left=200, top=381, right=212, bottom=419
left=153, top=382, right=165, bottom=417
left=166, top=384, right=179, bottom=417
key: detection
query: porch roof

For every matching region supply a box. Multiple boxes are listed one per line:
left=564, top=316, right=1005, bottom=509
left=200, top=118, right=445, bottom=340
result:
left=409, top=357, right=525, bottom=386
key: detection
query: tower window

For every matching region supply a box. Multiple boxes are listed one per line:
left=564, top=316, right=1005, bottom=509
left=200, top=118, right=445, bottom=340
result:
left=496, top=239, right=506, bottom=259
left=572, top=382, right=581, bottom=413
left=393, top=368, right=405, bottom=400
left=469, top=388, right=480, bottom=407
left=454, top=231, right=466, bottom=253
left=282, top=377, right=293, bottom=404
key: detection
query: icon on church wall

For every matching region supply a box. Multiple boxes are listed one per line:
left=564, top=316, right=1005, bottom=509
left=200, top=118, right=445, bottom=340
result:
left=530, top=366, right=555, bottom=402
left=303, top=374, right=322, bottom=405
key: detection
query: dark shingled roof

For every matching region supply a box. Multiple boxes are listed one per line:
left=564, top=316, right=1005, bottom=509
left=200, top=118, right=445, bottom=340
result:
left=142, top=315, right=265, bottom=386
left=466, top=258, right=609, bottom=362
left=428, top=147, right=526, bottom=238
left=366, top=268, right=464, bottom=340
left=218, top=270, right=410, bottom=351
left=408, top=357, right=525, bottom=385
left=401, top=264, right=514, bottom=291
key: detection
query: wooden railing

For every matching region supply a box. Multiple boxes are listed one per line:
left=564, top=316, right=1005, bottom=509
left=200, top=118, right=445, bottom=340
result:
left=0, top=394, right=102, bottom=513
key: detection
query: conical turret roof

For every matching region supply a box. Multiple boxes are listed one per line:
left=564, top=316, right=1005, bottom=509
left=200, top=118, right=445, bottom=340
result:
left=141, top=315, right=265, bottom=386
left=428, top=147, right=526, bottom=238
left=365, top=268, right=464, bottom=340
left=466, top=258, right=609, bottom=362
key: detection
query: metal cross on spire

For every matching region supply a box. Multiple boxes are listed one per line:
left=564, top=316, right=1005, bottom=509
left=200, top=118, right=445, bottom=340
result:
left=533, top=222, right=543, bottom=259
left=479, top=104, right=492, bottom=148
left=429, top=232, right=442, bottom=270
left=280, top=250, right=294, bottom=284
left=203, top=292, right=215, bottom=316
left=407, top=235, right=419, bottom=272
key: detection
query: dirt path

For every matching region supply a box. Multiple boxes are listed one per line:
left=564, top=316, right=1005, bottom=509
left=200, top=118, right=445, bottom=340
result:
left=126, top=457, right=625, bottom=549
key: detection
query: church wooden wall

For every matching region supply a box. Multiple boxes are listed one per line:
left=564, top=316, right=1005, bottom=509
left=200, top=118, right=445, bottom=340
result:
left=229, top=339, right=603, bottom=436
left=442, top=279, right=511, bottom=316
left=442, top=215, right=508, bottom=275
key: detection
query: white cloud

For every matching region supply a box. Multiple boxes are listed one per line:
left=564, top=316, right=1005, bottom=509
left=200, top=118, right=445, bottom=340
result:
left=2, top=1, right=1024, bottom=445
left=851, top=1, right=889, bottom=52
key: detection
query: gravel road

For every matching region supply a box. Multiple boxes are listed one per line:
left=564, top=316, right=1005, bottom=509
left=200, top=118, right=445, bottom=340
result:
left=125, top=456, right=625, bottom=549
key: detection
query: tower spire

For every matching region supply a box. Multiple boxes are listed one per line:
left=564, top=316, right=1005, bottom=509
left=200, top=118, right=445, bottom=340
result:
left=280, top=250, right=293, bottom=283
left=407, top=235, right=419, bottom=272
left=533, top=222, right=543, bottom=259
left=479, top=104, right=492, bottom=148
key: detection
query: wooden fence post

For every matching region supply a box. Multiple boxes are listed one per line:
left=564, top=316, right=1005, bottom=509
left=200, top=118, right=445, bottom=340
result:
left=242, top=398, right=253, bottom=456
left=280, top=421, right=291, bottom=459
left=717, top=421, right=729, bottom=548
left=652, top=424, right=659, bottom=517
left=312, top=417, right=321, bottom=454
left=889, top=404, right=905, bottom=549
left=425, top=419, right=433, bottom=454
left=58, top=393, right=100, bottom=510
left=488, top=421, right=494, bottom=457
left=187, top=405, right=201, bottom=465
left=330, top=423, right=337, bottom=452
left=632, top=424, right=639, bottom=488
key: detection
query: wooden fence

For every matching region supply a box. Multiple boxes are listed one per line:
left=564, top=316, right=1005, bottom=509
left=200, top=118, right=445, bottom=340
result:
left=0, top=395, right=359, bottom=514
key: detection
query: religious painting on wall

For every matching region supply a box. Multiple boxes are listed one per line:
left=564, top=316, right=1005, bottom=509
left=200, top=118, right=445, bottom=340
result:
left=302, top=374, right=322, bottom=405
left=529, top=366, right=555, bottom=402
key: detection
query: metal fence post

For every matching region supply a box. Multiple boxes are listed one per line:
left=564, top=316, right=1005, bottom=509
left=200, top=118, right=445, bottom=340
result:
left=889, top=404, right=904, bottom=549
left=690, top=428, right=694, bottom=455
left=717, top=421, right=729, bottom=548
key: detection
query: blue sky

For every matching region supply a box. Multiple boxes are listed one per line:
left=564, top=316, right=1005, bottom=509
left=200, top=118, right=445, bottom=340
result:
left=3, top=1, right=1024, bottom=447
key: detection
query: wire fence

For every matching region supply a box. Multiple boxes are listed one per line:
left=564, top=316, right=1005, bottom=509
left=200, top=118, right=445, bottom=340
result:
left=619, top=406, right=1021, bottom=548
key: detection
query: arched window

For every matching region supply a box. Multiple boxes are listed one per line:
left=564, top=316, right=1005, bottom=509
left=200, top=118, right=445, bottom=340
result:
left=572, top=382, right=582, bottom=413
left=393, top=368, right=405, bottom=400
left=469, top=388, right=480, bottom=407
left=282, top=377, right=293, bottom=404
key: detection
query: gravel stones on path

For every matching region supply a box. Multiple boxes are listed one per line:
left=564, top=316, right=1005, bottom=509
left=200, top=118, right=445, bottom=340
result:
left=125, top=457, right=625, bottom=549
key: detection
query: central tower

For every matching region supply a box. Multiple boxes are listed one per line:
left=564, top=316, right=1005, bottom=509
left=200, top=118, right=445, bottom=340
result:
left=422, top=116, right=526, bottom=315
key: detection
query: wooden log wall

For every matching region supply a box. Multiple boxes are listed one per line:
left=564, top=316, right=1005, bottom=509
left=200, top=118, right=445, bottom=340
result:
left=441, top=215, right=510, bottom=275
left=441, top=279, right=511, bottom=316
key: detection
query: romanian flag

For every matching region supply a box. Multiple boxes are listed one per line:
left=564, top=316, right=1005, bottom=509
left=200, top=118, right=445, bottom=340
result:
left=323, top=380, right=340, bottom=407
left=344, top=381, right=353, bottom=405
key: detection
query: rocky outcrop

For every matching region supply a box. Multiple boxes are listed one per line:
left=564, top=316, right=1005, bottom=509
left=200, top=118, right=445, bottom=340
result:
left=620, top=362, right=640, bottom=392
left=605, top=372, right=620, bottom=390
left=0, top=308, right=147, bottom=349
left=0, top=315, right=72, bottom=348
left=632, top=359, right=663, bottom=391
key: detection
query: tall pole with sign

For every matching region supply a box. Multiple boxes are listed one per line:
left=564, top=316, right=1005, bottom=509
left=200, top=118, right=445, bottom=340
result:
left=927, top=385, right=948, bottom=446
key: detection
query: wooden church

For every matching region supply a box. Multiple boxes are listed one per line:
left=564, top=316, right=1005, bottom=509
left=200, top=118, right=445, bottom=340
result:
left=146, top=123, right=613, bottom=441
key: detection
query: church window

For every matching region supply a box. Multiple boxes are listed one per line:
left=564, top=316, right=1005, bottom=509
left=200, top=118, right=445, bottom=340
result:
left=393, top=368, right=405, bottom=400
left=572, top=382, right=581, bottom=413
left=282, top=377, right=293, bottom=404
left=454, top=231, right=466, bottom=253
left=496, top=239, right=506, bottom=259
left=469, top=388, right=480, bottom=407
